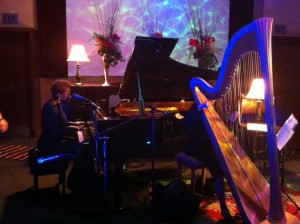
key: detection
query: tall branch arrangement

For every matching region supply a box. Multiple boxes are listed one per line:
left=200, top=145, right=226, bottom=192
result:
left=137, top=0, right=172, bottom=38
left=180, top=0, right=225, bottom=69
left=89, top=0, right=125, bottom=69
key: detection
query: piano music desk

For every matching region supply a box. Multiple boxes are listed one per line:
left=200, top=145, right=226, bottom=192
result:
left=71, top=84, right=120, bottom=101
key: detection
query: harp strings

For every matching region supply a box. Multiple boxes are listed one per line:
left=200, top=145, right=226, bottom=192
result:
left=215, top=51, right=266, bottom=163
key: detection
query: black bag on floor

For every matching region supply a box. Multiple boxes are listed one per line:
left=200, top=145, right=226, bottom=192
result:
left=150, top=179, right=201, bottom=223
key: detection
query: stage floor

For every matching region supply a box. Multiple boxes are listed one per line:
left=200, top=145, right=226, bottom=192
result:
left=0, top=137, right=299, bottom=223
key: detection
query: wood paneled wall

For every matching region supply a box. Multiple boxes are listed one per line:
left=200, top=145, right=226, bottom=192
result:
left=272, top=36, right=300, bottom=150
left=36, top=0, right=67, bottom=78
left=0, top=28, right=39, bottom=137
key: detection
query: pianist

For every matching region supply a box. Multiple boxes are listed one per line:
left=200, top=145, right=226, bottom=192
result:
left=36, top=79, right=97, bottom=193
left=37, top=79, right=77, bottom=156
left=184, top=103, right=235, bottom=223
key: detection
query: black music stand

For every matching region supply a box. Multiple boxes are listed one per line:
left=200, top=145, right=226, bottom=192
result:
left=118, top=37, right=178, bottom=194
left=96, top=115, right=141, bottom=220
left=146, top=105, right=169, bottom=192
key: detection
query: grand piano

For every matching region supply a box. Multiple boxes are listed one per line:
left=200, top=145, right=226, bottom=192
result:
left=90, top=36, right=219, bottom=168
left=68, top=36, right=219, bottom=156
left=67, top=36, right=219, bottom=208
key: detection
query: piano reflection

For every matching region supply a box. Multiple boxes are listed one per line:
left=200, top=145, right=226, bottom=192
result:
left=65, top=36, right=219, bottom=208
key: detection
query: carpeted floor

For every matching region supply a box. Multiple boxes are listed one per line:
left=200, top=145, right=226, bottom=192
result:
left=0, top=144, right=34, bottom=161
left=0, top=137, right=300, bottom=223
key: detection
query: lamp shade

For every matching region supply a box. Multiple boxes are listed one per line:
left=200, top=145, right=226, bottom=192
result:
left=247, top=123, right=267, bottom=132
left=245, top=78, right=265, bottom=100
left=67, top=45, right=90, bottom=62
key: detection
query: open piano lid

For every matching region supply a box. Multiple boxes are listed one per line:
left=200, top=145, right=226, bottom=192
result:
left=118, top=36, right=219, bottom=102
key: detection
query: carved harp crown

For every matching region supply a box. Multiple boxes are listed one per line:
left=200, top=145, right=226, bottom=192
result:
left=190, top=18, right=295, bottom=223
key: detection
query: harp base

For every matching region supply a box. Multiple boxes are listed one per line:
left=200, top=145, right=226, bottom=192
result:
left=260, top=213, right=300, bottom=224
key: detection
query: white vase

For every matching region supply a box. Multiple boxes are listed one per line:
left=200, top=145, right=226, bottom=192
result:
left=102, top=55, right=110, bottom=86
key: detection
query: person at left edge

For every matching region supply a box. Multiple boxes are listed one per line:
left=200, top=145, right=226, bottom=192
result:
left=0, top=112, right=8, bottom=133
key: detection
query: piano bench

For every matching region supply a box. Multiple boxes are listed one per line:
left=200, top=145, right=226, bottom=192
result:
left=28, top=148, right=69, bottom=195
left=175, top=152, right=206, bottom=194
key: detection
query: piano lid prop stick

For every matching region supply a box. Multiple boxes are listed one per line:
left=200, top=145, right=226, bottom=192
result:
left=134, top=60, right=145, bottom=117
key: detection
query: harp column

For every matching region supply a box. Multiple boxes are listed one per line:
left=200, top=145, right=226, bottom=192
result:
left=256, top=18, right=286, bottom=222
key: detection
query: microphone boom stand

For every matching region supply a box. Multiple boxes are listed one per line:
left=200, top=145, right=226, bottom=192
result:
left=89, top=101, right=106, bottom=220
left=150, top=107, right=156, bottom=192
left=73, top=94, right=109, bottom=222
left=145, top=105, right=168, bottom=194
left=89, top=100, right=141, bottom=220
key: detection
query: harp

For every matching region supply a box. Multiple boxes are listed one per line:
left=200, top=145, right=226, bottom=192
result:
left=190, top=18, right=299, bottom=223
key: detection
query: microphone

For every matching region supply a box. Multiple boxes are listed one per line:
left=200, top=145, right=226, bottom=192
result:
left=72, top=93, right=107, bottom=118
left=72, top=93, right=89, bottom=101
left=72, top=93, right=98, bottom=108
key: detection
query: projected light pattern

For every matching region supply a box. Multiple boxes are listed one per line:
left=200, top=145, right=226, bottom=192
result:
left=136, top=0, right=174, bottom=36
left=67, top=0, right=229, bottom=77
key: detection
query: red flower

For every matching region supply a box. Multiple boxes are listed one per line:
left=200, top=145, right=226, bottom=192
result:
left=197, top=45, right=205, bottom=52
left=151, top=33, right=163, bottom=38
left=203, top=36, right=210, bottom=46
left=204, top=35, right=211, bottom=41
left=111, top=33, right=120, bottom=41
left=203, top=36, right=216, bottom=47
left=189, top=39, right=199, bottom=47
left=95, top=38, right=103, bottom=44
left=103, top=39, right=113, bottom=48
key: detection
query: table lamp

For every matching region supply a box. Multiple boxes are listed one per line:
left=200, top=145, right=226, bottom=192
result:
left=245, top=78, right=265, bottom=122
left=67, top=45, right=90, bottom=86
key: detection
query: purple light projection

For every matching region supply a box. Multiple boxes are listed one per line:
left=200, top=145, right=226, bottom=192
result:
left=66, top=0, right=229, bottom=77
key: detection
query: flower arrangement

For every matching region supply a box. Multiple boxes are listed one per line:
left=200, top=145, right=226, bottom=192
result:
left=92, top=32, right=124, bottom=70
left=188, top=34, right=222, bottom=68
left=181, top=0, right=225, bottom=69
left=89, top=0, right=125, bottom=70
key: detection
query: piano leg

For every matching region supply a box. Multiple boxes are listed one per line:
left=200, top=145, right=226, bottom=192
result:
left=101, top=155, right=126, bottom=211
